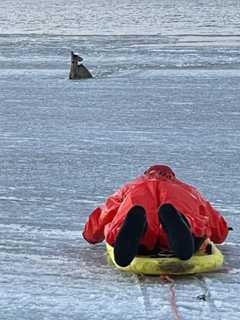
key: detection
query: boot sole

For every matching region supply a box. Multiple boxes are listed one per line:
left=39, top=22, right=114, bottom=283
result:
left=114, top=206, right=146, bottom=267
left=159, top=204, right=194, bottom=260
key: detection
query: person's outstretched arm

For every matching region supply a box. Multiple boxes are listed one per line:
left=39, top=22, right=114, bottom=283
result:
left=82, top=186, right=127, bottom=244
left=205, top=201, right=229, bottom=244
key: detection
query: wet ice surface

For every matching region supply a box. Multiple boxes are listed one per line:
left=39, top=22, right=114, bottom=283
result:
left=1, top=0, right=240, bottom=35
left=1, top=33, right=240, bottom=319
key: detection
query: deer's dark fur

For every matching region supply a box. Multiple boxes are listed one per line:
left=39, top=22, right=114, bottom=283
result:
left=69, top=51, right=93, bottom=80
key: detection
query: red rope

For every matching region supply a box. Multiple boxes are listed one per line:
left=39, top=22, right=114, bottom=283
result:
left=160, top=275, right=182, bottom=320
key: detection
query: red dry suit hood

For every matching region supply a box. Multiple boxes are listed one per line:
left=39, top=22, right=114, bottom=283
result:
left=144, top=164, right=176, bottom=180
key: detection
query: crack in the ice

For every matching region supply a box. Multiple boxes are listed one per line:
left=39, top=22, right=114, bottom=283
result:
left=195, top=275, right=222, bottom=320
left=136, top=274, right=152, bottom=316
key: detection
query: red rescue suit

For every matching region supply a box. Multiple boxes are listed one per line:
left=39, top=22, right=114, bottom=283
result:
left=82, top=165, right=229, bottom=251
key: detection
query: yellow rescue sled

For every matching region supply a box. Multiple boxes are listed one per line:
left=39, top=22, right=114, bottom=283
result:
left=106, top=240, right=224, bottom=275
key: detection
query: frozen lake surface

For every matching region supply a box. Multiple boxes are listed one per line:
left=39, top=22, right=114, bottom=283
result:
left=1, top=0, right=240, bottom=35
left=0, top=1, right=240, bottom=319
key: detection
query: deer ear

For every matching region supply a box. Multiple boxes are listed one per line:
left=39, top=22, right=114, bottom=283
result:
left=71, top=51, right=74, bottom=56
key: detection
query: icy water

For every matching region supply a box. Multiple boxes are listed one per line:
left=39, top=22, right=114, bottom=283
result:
left=1, top=1, right=240, bottom=320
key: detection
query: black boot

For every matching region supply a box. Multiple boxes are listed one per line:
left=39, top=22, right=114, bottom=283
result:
left=158, top=204, right=194, bottom=260
left=114, top=206, right=146, bottom=267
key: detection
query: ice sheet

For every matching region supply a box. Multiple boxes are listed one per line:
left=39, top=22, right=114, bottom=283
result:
left=0, top=12, right=240, bottom=320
